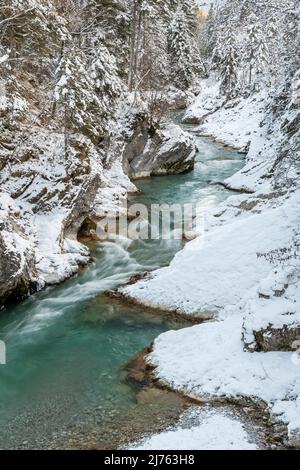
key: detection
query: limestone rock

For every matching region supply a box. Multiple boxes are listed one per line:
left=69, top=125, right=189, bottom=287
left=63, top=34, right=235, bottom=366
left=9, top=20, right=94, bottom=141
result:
left=244, top=324, right=300, bottom=353
left=242, top=282, right=300, bottom=352
left=0, top=194, right=37, bottom=306
left=124, top=120, right=196, bottom=179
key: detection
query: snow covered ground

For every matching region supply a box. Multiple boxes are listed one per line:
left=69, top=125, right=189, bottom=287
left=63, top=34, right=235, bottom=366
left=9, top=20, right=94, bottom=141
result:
left=183, top=80, right=266, bottom=152
left=128, top=407, right=258, bottom=450
left=149, top=314, right=300, bottom=445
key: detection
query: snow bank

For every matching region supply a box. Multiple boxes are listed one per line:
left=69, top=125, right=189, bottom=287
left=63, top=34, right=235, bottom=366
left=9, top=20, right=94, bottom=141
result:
left=183, top=81, right=266, bottom=152
left=121, top=191, right=300, bottom=316
left=128, top=407, right=257, bottom=450
left=196, top=93, right=266, bottom=151
left=150, top=315, right=300, bottom=404
left=182, top=80, right=224, bottom=124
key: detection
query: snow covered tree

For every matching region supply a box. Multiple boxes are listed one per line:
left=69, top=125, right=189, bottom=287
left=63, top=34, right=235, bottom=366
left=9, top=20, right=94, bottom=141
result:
left=53, top=51, right=103, bottom=150
left=219, top=31, right=239, bottom=100
left=127, top=0, right=172, bottom=94
left=90, top=41, right=123, bottom=119
left=246, top=14, right=269, bottom=90
left=211, top=37, right=224, bottom=72
left=137, top=2, right=170, bottom=90
left=83, top=0, right=130, bottom=73
left=168, top=5, right=205, bottom=90
left=202, top=3, right=218, bottom=60
left=0, top=1, right=67, bottom=129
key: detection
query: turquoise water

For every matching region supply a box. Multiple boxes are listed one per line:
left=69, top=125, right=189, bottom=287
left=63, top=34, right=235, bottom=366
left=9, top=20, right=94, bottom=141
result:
left=0, top=129, right=244, bottom=449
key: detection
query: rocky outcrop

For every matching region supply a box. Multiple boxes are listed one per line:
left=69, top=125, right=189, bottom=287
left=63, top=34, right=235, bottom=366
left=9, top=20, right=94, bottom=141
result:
left=244, top=324, right=300, bottom=353
left=0, top=194, right=37, bottom=306
left=0, top=123, right=136, bottom=304
left=123, top=113, right=196, bottom=179
left=243, top=271, right=300, bottom=353
left=163, top=89, right=193, bottom=110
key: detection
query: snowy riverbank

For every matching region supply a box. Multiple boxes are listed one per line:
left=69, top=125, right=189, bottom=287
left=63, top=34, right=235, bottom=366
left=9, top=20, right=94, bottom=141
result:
left=123, top=77, right=300, bottom=448
left=129, top=407, right=258, bottom=450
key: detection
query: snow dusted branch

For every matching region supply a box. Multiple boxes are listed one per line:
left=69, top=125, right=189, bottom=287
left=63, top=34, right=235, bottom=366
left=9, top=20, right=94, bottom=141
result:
left=0, top=7, right=35, bottom=29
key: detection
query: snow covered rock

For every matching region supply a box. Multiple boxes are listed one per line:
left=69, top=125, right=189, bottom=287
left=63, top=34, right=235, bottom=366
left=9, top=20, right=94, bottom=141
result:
left=164, top=89, right=193, bottom=110
left=271, top=397, right=300, bottom=448
left=123, top=111, right=196, bottom=179
left=0, top=122, right=136, bottom=304
left=242, top=271, right=300, bottom=352
left=129, top=123, right=196, bottom=178
left=147, top=314, right=300, bottom=448
left=149, top=315, right=300, bottom=404
left=182, top=80, right=224, bottom=124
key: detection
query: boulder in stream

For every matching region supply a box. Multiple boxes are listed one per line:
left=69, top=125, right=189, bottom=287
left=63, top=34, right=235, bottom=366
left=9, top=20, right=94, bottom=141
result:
left=124, top=117, right=197, bottom=179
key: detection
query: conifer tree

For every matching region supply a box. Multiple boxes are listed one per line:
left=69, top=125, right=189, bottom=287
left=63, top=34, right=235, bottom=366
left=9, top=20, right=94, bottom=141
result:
left=54, top=51, right=103, bottom=148
left=219, top=31, right=239, bottom=99
left=90, top=41, right=123, bottom=119
left=167, top=5, right=205, bottom=90
left=246, top=14, right=269, bottom=90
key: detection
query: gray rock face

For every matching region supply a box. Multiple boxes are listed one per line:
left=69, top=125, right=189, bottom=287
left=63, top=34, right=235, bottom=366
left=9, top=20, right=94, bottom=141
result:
left=244, top=324, right=300, bottom=352
left=123, top=112, right=149, bottom=176
left=63, top=173, right=102, bottom=238
left=0, top=202, right=37, bottom=306
left=123, top=114, right=196, bottom=179
left=0, top=128, right=125, bottom=304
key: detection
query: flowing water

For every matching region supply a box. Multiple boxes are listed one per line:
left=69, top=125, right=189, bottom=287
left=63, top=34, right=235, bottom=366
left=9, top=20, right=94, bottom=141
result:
left=0, top=125, right=244, bottom=449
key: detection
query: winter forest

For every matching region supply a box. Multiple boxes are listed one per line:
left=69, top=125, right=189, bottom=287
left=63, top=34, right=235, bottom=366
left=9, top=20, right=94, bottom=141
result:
left=0, top=0, right=299, bottom=451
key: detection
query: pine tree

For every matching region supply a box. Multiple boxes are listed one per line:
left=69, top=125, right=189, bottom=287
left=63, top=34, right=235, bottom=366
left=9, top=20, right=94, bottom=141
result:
left=211, top=37, right=223, bottom=73
left=137, top=2, right=170, bottom=91
left=54, top=50, right=103, bottom=149
left=127, top=0, right=172, bottom=94
left=203, top=3, right=217, bottom=59
left=83, top=0, right=130, bottom=61
left=246, top=14, right=269, bottom=90
left=90, top=41, right=123, bottom=120
left=219, top=31, right=239, bottom=100
left=167, top=5, right=204, bottom=90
